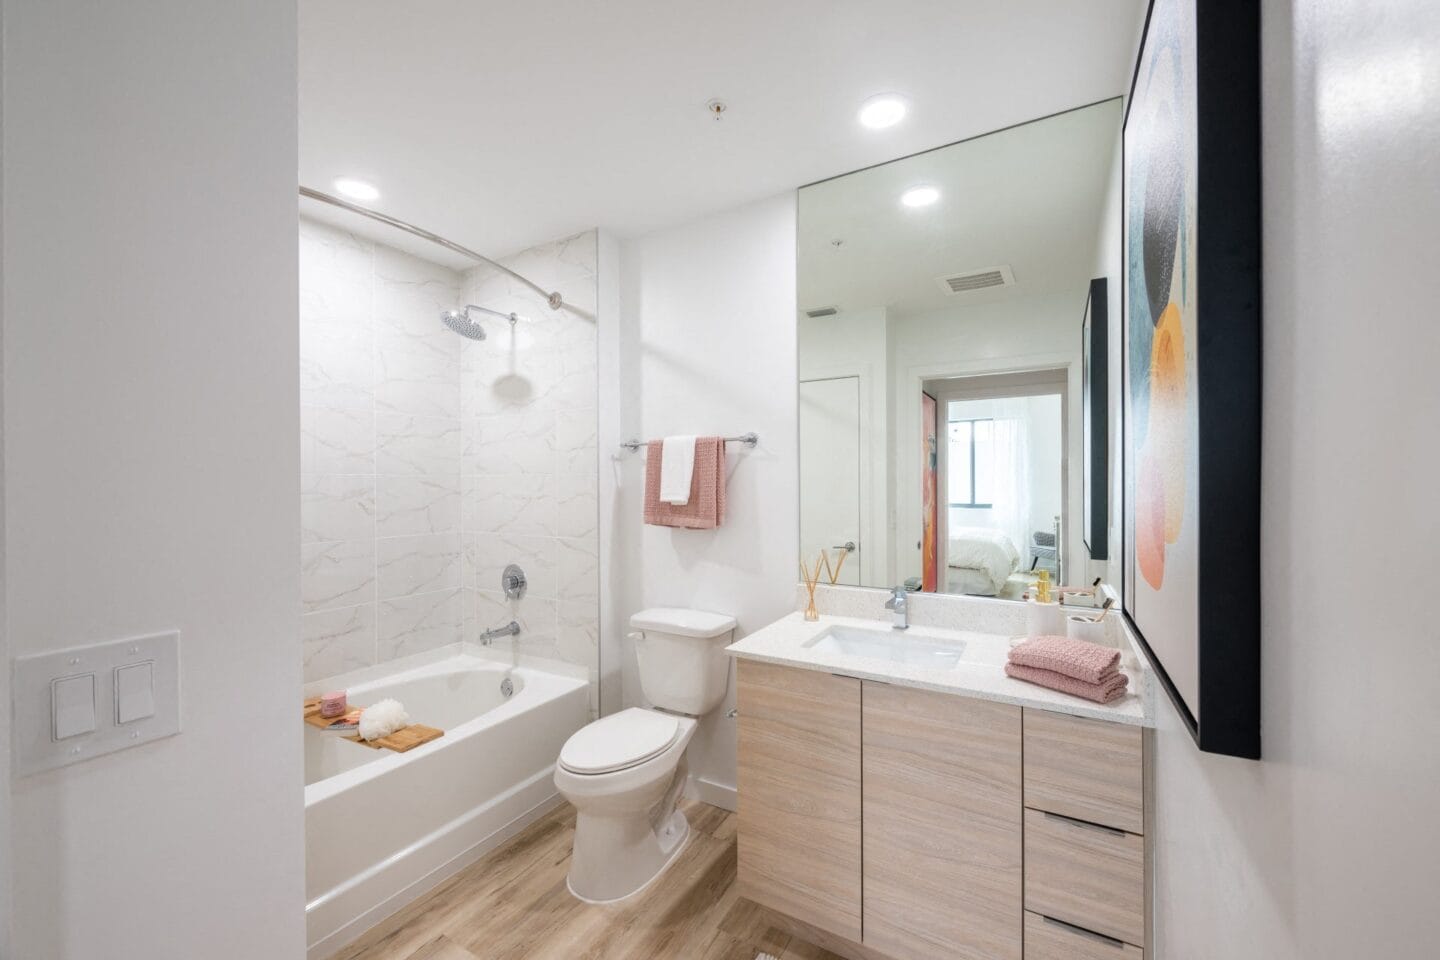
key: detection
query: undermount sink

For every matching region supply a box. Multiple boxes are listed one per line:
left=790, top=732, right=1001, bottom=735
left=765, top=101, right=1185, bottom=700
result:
left=804, top=625, right=967, bottom=669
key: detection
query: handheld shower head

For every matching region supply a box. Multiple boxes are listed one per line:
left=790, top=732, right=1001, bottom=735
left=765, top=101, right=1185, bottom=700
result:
left=442, top=308, right=487, bottom=341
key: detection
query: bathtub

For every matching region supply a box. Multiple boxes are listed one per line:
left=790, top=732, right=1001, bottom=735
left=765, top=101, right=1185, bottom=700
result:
left=304, top=652, right=590, bottom=958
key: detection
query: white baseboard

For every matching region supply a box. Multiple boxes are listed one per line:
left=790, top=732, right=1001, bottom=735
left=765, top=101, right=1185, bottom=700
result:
left=686, top=774, right=737, bottom=812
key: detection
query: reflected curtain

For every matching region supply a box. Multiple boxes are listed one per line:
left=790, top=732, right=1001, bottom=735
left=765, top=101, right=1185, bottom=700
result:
left=987, top=409, right=1031, bottom=561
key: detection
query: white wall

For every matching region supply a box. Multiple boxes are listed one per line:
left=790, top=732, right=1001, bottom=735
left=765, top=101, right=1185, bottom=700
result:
left=2, top=2, right=304, bottom=958
left=613, top=195, right=798, bottom=805
left=1149, top=1, right=1440, bottom=956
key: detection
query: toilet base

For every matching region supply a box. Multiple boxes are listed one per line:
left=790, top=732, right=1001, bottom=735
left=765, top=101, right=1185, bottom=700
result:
left=565, top=809, right=690, bottom=905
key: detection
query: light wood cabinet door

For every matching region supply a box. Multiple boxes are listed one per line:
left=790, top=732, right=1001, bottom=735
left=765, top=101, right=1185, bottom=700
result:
left=862, top=681, right=1023, bottom=960
left=736, top=660, right=862, bottom=942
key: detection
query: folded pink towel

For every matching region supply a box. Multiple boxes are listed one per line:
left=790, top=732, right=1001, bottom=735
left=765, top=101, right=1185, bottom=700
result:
left=643, top=436, right=726, bottom=529
left=1005, top=662, right=1130, bottom=704
left=1008, top=635, right=1120, bottom=685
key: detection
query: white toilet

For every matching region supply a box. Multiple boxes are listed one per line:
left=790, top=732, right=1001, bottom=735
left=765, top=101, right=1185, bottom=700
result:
left=554, top=607, right=736, bottom=903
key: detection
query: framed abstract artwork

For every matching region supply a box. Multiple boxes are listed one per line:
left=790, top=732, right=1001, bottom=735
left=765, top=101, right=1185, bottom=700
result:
left=1122, top=0, right=1261, bottom=758
left=1082, top=277, right=1109, bottom=561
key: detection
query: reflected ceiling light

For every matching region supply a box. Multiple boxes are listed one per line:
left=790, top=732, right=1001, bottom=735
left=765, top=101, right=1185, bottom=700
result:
left=900, top=185, right=940, bottom=208
left=858, top=94, right=907, bottom=129
left=333, top=177, right=380, bottom=202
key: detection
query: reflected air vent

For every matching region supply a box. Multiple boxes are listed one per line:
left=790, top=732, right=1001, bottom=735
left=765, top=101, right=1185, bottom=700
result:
left=805, top=306, right=840, bottom=318
left=935, top=265, right=1016, bottom=295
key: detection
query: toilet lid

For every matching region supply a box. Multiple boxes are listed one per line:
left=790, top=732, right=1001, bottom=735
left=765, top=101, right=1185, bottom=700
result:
left=559, top=708, right=680, bottom=775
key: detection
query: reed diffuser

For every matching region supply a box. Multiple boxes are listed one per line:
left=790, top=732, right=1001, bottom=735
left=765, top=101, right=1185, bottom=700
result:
left=823, top=546, right=849, bottom=585
left=799, top=552, right=827, bottom=621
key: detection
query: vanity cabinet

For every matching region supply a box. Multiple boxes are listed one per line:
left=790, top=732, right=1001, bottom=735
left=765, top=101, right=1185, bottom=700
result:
left=735, top=660, right=1151, bottom=960
left=863, top=682, right=1022, bottom=960
left=735, top=659, right=863, bottom=942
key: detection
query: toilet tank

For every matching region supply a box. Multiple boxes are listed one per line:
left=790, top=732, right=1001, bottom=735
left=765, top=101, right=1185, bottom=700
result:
left=630, top=608, right=737, bottom=716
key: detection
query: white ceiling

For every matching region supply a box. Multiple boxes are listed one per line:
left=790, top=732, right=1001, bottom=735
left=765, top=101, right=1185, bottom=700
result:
left=798, top=99, right=1123, bottom=319
left=299, top=0, right=1147, bottom=263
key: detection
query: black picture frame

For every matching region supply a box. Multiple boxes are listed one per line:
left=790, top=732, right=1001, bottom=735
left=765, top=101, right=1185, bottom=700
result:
left=1082, top=277, right=1109, bottom=561
left=1121, top=0, right=1262, bottom=759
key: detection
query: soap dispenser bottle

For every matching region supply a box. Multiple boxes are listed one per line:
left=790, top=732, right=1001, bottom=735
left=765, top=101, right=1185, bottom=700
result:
left=1026, top=570, right=1065, bottom=638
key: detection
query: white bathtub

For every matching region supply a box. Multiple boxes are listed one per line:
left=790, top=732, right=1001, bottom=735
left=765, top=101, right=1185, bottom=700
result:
left=304, top=652, right=590, bottom=958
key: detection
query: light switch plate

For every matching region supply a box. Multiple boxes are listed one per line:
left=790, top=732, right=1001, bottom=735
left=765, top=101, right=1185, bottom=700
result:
left=12, top=631, right=180, bottom=776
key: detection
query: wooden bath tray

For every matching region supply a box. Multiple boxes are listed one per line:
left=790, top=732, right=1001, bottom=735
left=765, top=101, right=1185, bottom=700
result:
left=303, top=697, right=444, bottom=753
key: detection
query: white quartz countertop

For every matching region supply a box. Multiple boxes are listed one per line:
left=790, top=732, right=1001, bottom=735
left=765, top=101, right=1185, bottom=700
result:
left=726, top=612, right=1154, bottom=727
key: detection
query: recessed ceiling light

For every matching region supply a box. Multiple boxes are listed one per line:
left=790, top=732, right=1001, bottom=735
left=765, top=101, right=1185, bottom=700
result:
left=900, top=185, right=940, bottom=208
left=858, top=95, right=908, bottom=129
left=333, top=177, right=380, bottom=202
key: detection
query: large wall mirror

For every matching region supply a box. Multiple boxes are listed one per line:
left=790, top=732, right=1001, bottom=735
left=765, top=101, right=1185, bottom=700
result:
left=798, top=99, right=1124, bottom=600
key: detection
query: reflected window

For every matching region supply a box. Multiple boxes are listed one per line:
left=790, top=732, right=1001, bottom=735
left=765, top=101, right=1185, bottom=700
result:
left=948, top=418, right=993, bottom=508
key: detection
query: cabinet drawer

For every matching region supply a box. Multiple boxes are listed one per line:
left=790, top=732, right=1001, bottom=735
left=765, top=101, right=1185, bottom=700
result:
left=1023, top=709, right=1144, bottom=834
left=1024, top=911, right=1142, bottom=960
left=1023, top=809, right=1144, bottom=946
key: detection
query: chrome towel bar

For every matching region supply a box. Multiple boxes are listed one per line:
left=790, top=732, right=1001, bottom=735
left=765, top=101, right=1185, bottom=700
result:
left=618, top=432, right=758, bottom=452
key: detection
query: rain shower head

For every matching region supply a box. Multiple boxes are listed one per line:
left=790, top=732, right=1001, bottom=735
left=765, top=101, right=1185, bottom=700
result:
left=439, top=304, right=523, bottom=341
left=442, top=308, right=486, bottom=340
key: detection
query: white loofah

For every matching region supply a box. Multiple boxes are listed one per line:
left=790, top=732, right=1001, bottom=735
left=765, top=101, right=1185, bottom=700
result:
left=357, top=698, right=409, bottom=741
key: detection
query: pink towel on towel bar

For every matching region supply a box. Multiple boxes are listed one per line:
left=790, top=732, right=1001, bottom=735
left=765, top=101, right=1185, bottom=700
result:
left=1004, top=662, right=1130, bottom=704
left=643, top=436, right=726, bottom=529
left=1008, top=635, right=1121, bottom=685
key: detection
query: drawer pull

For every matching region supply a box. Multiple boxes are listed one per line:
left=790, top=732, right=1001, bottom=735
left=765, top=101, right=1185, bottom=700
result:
left=1043, top=810, right=1127, bottom=837
left=1041, top=915, right=1126, bottom=949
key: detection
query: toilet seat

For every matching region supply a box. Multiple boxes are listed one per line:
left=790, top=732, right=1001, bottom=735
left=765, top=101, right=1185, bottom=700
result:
left=558, top=708, right=681, bottom=775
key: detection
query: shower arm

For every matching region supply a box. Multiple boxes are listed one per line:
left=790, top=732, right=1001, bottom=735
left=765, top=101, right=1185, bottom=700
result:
left=461, top=303, right=522, bottom=325
left=299, top=186, right=564, bottom=310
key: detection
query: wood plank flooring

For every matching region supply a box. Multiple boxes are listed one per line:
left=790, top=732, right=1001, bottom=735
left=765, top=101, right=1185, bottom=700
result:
left=328, top=799, right=847, bottom=960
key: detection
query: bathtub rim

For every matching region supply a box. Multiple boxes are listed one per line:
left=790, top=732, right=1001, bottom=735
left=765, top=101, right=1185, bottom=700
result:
left=303, top=651, right=588, bottom=806
left=302, top=639, right=588, bottom=700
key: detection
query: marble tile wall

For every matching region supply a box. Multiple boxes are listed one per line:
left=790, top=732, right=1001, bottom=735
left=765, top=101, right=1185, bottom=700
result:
left=298, top=217, right=600, bottom=711
left=458, top=231, right=600, bottom=710
left=299, top=217, right=464, bottom=682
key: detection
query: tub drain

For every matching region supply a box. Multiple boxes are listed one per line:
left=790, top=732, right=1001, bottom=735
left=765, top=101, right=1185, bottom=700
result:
left=500, top=677, right=514, bottom=698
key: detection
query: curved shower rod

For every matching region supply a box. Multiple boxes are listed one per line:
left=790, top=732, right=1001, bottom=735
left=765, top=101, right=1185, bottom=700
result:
left=298, top=186, right=563, bottom=310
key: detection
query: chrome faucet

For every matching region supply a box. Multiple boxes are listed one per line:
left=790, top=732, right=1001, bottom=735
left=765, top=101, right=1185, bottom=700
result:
left=479, top=620, right=520, bottom=645
left=884, top=585, right=910, bottom=630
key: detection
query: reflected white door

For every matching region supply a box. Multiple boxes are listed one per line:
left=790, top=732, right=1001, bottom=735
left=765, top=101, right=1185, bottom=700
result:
left=800, top=377, right=861, bottom=586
